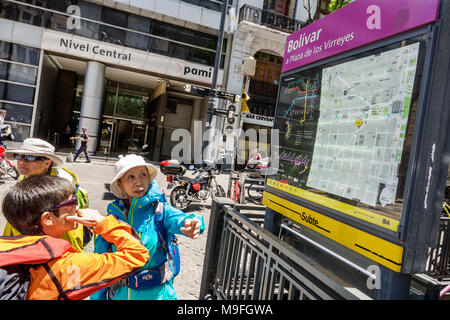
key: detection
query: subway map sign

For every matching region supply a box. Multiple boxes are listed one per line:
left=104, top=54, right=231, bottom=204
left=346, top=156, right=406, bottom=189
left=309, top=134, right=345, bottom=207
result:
left=267, top=0, right=441, bottom=238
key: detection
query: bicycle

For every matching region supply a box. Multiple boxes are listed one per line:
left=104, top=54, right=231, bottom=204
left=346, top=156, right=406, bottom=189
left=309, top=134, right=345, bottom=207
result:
left=443, top=201, right=449, bottom=217
left=228, top=169, right=266, bottom=204
left=229, top=170, right=242, bottom=203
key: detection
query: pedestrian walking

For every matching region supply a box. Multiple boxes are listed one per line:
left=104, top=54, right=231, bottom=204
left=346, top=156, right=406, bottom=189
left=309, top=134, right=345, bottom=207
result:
left=71, top=127, right=91, bottom=163
left=90, top=154, right=205, bottom=300
left=2, top=138, right=91, bottom=252
left=0, top=175, right=149, bottom=300
left=215, top=144, right=226, bottom=173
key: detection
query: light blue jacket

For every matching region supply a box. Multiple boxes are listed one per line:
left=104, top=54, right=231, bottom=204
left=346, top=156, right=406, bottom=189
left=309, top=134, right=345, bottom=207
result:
left=90, top=181, right=205, bottom=300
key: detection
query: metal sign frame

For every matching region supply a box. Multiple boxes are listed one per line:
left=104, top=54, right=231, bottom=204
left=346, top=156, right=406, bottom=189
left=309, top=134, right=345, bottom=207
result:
left=264, top=0, right=450, bottom=274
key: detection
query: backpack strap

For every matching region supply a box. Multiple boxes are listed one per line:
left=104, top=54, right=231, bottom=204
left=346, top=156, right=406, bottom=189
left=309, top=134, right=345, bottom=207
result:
left=122, top=201, right=180, bottom=290
left=42, top=263, right=70, bottom=300
left=153, top=201, right=180, bottom=278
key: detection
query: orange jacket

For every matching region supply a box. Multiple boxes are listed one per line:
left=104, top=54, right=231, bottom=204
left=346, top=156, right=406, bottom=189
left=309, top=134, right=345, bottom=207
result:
left=0, top=215, right=149, bottom=300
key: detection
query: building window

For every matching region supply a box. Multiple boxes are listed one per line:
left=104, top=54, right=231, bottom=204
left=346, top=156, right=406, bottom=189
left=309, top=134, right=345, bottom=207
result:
left=100, top=6, right=128, bottom=45
left=263, top=0, right=297, bottom=18
left=0, top=40, right=39, bottom=142
left=0, top=103, right=33, bottom=124
left=0, top=82, right=35, bottom=105
left=7, top=122, right=31, bottom=142
left=180, top=0, right=223, bottom=12
left=1, top=0, right=226, bottom=67
left=125, top=13, right=150, bottom=51
left=0, top=40, right=40, bottom=66
left=0, top=62, right=38, bottom=85
left=73, top=1, right=102, bottom=40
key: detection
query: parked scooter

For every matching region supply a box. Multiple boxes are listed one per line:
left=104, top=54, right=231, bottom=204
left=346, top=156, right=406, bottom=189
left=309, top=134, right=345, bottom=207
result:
left=160, top=159, right=226, bottom=210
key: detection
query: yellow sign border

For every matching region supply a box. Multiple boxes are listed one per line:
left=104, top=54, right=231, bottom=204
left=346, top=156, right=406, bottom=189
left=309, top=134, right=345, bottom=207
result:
left=263, top=191, right=403, bottom=272
left=266, top=179, right=400, bottom=232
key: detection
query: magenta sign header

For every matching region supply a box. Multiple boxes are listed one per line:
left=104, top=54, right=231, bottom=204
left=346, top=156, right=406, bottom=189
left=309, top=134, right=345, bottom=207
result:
left=282, top=0, right=441, bottom=73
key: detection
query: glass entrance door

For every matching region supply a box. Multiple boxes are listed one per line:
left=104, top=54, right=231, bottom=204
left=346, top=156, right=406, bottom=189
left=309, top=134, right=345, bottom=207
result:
left=100, top=80, right=150, bottom=154
left=110, top=119, right=147, bottom=154
left=100, top=118, right=113, bottom=154
left=129, top=122, right=147, bottom=151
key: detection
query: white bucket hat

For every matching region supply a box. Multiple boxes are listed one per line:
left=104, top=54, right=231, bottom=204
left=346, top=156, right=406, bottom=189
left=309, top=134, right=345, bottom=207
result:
left=110, top=154, right=158, bottom=199
left=5, top=138, right=63, bottom=167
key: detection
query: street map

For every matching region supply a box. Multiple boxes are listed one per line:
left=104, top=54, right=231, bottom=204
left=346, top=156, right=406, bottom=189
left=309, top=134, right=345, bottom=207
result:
left=306, top=42, right=420, bottom=207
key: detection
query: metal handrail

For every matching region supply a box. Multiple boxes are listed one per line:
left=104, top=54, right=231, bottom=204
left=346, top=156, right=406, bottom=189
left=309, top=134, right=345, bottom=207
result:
left=280, top=223, right=376, bottom=280
left=238, top=4, right=307, bottom=33
left=200, top=198, right=360, bottom=300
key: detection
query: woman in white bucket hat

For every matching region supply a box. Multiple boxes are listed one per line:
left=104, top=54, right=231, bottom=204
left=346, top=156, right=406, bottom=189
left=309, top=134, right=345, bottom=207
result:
left=91, top=154, right=205, bottom=300
left=2, top=138, right=91, bottom=252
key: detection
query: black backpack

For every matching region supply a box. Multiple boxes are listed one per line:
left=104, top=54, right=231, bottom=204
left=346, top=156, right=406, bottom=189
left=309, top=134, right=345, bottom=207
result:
left=0, top=236, right=72, bottom=300
left=0, top=265, right=30, bottom=300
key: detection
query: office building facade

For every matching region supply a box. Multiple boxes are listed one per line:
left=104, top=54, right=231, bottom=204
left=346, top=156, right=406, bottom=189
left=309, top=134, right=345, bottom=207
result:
left=0, top=0, right=314, bottom=161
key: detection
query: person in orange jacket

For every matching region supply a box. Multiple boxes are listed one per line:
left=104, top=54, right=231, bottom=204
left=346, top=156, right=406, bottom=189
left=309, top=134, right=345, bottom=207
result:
left=0, top=175, right=149, bottom=300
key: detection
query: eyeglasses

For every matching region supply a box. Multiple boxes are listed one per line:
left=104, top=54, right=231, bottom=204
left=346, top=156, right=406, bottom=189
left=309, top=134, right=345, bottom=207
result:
left=13, top=154, right=48, bottom=162
left=49, top=196, right=78, bottom=212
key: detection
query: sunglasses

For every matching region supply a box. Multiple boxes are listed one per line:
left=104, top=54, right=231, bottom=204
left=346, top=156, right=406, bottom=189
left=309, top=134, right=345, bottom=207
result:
left=48, top=196, right=79, bottom=213
left=13, top=154, right=48, bottom=162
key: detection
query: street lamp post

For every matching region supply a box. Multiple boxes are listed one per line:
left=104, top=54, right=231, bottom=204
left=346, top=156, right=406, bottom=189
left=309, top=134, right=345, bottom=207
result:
left=203, top=0, right=229, bottom=162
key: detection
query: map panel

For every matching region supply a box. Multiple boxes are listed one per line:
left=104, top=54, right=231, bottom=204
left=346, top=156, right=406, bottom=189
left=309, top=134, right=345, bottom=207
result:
left=306, top=43, right=420, bottom=207
left=273, top=70, right=322, bottom=187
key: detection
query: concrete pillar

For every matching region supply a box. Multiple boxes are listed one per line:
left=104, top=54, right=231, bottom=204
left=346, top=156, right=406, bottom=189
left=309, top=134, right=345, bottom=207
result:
left=77, top=61, right=105, bottom=154
left=151, top=92, right=167, bottom=161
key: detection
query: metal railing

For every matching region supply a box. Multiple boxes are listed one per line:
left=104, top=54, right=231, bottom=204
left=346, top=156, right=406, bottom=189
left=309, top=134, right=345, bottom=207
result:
left=426, top=216, right=450, bottom=281
left=200, top=198, right=359, bottom=300
left=238, top=5, right=307, bottom=34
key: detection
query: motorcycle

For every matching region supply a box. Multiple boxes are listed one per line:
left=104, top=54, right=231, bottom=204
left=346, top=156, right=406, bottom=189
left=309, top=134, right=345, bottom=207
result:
left=160, top=159, right=226, bottom=210
left=0, top=145, right=19, bottom=180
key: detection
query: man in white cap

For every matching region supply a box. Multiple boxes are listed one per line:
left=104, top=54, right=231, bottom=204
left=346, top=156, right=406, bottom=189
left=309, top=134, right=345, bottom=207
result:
left=71, top=127, right=91, bottom=163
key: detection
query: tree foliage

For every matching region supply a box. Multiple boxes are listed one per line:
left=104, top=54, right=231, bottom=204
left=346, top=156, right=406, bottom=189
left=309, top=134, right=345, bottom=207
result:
left=303, top=0, right=354, bottom=23
left=303, top=0, right=321, bottom=23
left=329, top=0, right=353, bottom=13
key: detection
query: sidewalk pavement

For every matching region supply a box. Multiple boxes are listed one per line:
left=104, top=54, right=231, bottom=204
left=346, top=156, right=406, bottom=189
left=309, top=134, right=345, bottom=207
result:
left=0, top=155, right=234, bottom=300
